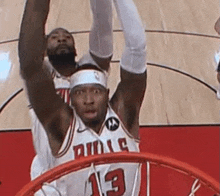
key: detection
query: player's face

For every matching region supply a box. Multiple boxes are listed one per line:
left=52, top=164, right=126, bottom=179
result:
left=47, top=28, right=76, bottom=56
left=71, top=84, right=109, bottom=125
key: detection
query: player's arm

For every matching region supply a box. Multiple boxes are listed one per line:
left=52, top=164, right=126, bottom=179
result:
left=110, top=0, right=147, bottom=139
left=214, top=17, right=220, bottom=35
left=89, top=0, right=113, bottom=72
left=19, top=0, right=72, bottom=155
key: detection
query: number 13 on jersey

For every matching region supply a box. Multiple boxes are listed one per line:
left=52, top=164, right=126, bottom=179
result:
left=88, top=168, right=126, bottom=196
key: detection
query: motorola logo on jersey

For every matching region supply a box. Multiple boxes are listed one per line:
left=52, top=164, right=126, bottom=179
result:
left=105, top=117, right=120, bottom=131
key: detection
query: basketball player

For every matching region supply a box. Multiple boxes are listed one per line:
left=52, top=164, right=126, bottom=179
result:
left=19, top=0, right=147, bottom=195
left=19, top=0, right=113, bottom=183
left=214, top=17, right=220, bottom=99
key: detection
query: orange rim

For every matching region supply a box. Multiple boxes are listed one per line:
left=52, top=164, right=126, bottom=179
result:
left=16, top=152, right=220, bottom=196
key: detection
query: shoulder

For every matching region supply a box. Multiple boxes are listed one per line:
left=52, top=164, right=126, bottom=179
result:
left=78, top=51, right=111, bottom=72
left=78, top=52, right=99, bottom=67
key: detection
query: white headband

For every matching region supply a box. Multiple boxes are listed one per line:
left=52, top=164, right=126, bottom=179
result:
left=70, top=69, right=107, bottom=89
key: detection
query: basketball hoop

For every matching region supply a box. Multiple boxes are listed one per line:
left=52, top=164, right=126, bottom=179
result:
left=16, top=152, right=220, bottom=196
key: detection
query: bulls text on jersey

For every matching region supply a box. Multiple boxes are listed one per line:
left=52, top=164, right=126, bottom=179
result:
left=73, top=137, right=129, bottom=159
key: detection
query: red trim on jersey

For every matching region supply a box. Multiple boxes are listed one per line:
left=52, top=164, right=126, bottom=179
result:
left=56, top=88, right=71, bottom=106
left=120, top=122, right=140, bottom=143
left=55, top=115, right=76, bottom=158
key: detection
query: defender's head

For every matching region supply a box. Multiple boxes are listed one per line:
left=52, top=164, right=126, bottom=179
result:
left=46, top=28, right=77, bottom=65
left=70, top=64, right=109, bottom=125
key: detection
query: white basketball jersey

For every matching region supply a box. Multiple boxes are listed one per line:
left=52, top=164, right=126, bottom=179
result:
left=50, top=106, right=140, bottom=196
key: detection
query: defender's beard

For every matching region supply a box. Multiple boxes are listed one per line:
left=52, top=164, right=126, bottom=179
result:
left=48, top=52, right=76, bottom=66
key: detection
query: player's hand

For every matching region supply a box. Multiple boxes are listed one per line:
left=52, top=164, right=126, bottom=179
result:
left=214, top=17, right=220, bottom=35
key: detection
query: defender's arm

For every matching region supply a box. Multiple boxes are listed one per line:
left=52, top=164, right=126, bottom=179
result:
left=89, top=0, right=113, bottom=72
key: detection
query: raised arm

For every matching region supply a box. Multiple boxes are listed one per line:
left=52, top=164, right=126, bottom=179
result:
left=110, top=0, right=147, bottom=139
left=19, top=0, right=72, bottom=155
left=19, top=0, right=49, bottom=74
